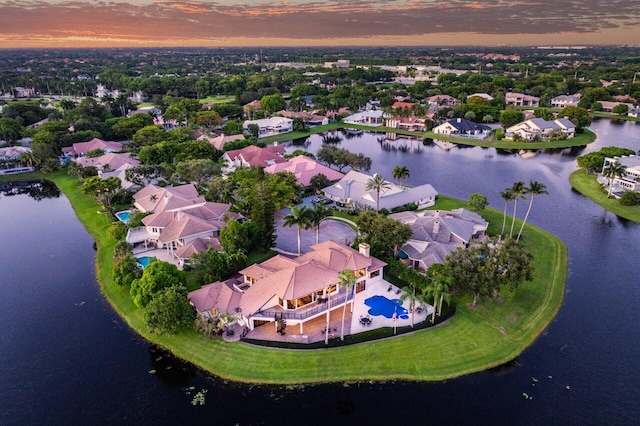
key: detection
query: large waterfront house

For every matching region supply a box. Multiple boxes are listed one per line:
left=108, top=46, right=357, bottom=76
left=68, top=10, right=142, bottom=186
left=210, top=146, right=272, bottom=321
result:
left=322, top=170, right=438, bottom=211
left=243, top=117, right=293, bottom=138
left=76, top=152, right=141, bottom=189
left=389, top=209, right=488, bottom=272
left=342, top=110, right=388, bottom=127
left=505, top=92, right=540, bottom=107
left=385, top=116, right=429, bottom=132
left=221, top=144, right=286, bottom=173
left=125, top=184, right=235, bottom=260
left=264, top=155, right=344, bottom=187
left=188, top=241, right=386, bottom=335
left=61, top=138, right=123, bottom=158
left=505, top=118, right=576, bottom=141
left=276, top=110, right=329, bottom=127
left=432, top=118, right=491, bottom=139
left=598, top=155, right=640, bottom=197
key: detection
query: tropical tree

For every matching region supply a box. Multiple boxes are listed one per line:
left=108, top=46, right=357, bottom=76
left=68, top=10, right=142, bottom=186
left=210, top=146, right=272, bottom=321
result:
left=431, top=272, right=453, bottom=319
left=468, top=193, right=488, bottom=212
left=338, top=269, right=357, bottom=341
left=509, top=181, right=526, bottom=238
left=309, top=203, right=332, bottom=244
left=282, top=205, right=312, bottom=256
left=392, top=165, right=410, bottom=187
left=144, top=285, right=195, bottom=334
left=365, top=173, right=392, bottom=212
left=310, top=173, right=331, bottom=194
left=516, top=181, right=549, bottom=242
left=400, top=284, right=421, bottom=328
left=19, top=150, right=40, bottom=167
left=602, top=161, right=627, bottom=198
left=499, top=189, right=514, bottom=238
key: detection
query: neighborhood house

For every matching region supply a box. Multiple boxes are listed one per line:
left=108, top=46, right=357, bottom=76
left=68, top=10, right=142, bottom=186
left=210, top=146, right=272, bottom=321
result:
left=322, top=170, right=438, bottom=211
left=506, top=118, right=576, bottom=141
left=243, top=117, right=293, bottom=138
left=432, top=118, right=491, bottom=139
left=598, top=155, right=640, bottom=196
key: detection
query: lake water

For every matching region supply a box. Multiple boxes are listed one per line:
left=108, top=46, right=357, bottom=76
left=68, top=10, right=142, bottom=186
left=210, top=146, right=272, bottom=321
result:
left=1, top=119, right=639, bottom=425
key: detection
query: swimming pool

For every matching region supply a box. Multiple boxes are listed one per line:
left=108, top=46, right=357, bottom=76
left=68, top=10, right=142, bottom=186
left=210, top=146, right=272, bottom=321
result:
left=137, top=256, right=155, bottom=268
left=115, top=210, right=132, bottom=223
left=364, top=295, right=409, bottom=319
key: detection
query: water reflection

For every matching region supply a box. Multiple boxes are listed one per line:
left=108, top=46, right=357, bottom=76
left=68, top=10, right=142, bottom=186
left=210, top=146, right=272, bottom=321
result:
left=0, top=179, right=60, bottom=200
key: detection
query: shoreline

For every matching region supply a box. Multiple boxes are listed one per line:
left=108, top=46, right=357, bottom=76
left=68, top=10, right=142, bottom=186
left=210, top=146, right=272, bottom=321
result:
left=2, top=171, right=567, bottom=384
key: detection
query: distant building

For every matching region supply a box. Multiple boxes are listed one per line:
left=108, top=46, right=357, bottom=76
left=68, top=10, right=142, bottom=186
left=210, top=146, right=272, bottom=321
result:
left=222, top=145, right=286, bottom=173
left=324, top=60, right=350, bottom=68
left=243, top=117, right=294, bottom=138
left=505, top=92, right=540, bottom=107
left=551, top=95, right=580, bottom=108
left=264, top=155, right=344, bottom=187
left=61, top=138, right=123, bottom=158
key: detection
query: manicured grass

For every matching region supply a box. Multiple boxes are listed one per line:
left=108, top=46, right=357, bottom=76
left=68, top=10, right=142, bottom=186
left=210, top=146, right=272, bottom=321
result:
left=590, top=112, right=640, bottom=122
left=4, top=170, right=567, bottom=384
left=199, top=95, right=236, bottom=104
left=569, top=168, right=640, bottom=222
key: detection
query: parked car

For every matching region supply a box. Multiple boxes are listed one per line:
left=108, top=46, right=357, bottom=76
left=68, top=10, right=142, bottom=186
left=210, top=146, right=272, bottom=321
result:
left=312, top=196, right=332, bottom=205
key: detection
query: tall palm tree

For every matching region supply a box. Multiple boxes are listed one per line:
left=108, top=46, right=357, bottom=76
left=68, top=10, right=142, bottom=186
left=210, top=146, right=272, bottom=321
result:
left=516, top=181, right=549, bottom=242
left=602, top=161, right=627, bottom=198
left=392, top=165, right=410, bottom=187
left=324, top=284, right=333, bottom=345
left=509, top=181, right=526, bottom=238
left=499, top=189, right=514, bottom=239
left=400, top=284, right=420, bottom=328
left=338, top=269, right=357, bottom=341
left=309, top=203, right=332, bottom=244
left=282, top=205, right=312, bottom=256
left=432, top=273, right=453, bottom=318
left=365, top=173, right=392, bottom=212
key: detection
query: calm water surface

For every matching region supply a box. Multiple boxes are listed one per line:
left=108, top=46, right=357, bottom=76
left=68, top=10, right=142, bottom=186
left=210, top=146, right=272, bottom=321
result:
left=1, top=119, right=639, bottom=425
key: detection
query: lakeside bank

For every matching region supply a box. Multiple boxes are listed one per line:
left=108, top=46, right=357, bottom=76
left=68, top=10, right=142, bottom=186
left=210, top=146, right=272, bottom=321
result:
left=569, top=168, right=640, bottom=223
left=1, top=171, right=567, bottom=384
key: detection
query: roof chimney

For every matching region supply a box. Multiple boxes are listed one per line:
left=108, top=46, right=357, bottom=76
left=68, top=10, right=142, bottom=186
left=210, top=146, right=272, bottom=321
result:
left=358, top=242, right=370, bottom=257
left=433, top=220, right=440, bottom=234
left=457, top=118, right=462, bottom=123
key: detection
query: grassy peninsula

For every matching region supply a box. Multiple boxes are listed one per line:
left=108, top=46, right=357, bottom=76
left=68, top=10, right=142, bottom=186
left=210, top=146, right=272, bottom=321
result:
left=570, top=168, right=640, bottom=223
left=4, top=171, right=567, bottom=384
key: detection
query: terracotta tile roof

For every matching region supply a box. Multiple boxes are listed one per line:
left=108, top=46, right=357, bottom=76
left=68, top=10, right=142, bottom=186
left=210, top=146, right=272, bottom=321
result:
left=76, top=152, right=139, bottom=170
left=68, top=138, right=122, bottom=156
left=188, top=278, right=243, bottom=315
left=133, top=184, right=203, bottom=213
left=175, top=237, right=222, bottom=259
left=264, top=155, right=344, bottom=186
left=157, top=212, right=217, bottom=244
left=224, top=145, right=286, bottom=168
left=208, top=133, right=246, bottom=151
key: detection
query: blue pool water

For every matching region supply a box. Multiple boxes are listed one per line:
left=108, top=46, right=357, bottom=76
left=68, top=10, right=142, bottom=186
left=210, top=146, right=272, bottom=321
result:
left=364, top=295, right=409, bottom=319
left=137, top=256, right=155, bottom=268
left=115, top=210, right=131, bottom=223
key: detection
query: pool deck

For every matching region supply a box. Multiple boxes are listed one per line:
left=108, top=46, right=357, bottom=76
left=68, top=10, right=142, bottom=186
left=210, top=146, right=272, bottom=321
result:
left=133, top=247, right=182, bottom=269
left=244, top=279, right=434, bottom=344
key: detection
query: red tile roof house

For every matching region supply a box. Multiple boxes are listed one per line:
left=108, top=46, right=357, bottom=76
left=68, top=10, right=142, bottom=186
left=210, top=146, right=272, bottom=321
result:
left=264, top=155, right=344, bottom=187
left=126, top=183, right=234, bottom=263
left=221, top=144, right=286, bottom=173
left=188, top=241, right=387, bottom=340
left=61, top=138, right=123, bottom=158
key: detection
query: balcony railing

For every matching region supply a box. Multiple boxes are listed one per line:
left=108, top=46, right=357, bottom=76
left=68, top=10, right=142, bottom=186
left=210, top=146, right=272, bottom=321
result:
left=257, top=293, right=353, bottom=321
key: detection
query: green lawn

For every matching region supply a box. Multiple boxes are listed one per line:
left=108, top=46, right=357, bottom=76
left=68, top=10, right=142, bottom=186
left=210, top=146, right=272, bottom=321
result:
left=199, top=95, right=236, bottom=104
left=569, top=168, right=640, bottom=222
left=2, top=171, right=567, bottom=384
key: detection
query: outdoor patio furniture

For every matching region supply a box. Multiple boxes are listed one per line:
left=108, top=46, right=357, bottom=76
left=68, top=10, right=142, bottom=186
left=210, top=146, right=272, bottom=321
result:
left=387, top=285, right=392, bottom=292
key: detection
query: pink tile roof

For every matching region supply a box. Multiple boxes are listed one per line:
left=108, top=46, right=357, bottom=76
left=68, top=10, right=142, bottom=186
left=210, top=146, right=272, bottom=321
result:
left=157, top=212, right=217, bottom=244
left=392, top=101, right=415, bottom=109
left=68, top=138, right=123, bottom=156
left=188, top=279, right=243, bottom=315
left=76, top=152, right=139, bottom=170
left=175, top=237, right=222, bottom=259
left=224, top=145, right=286, bottom=168
left=133, top=184, right=203, bottom=213
left=208, top=133, right=246, bottom=151
left=263, top=155, right=344, bottom=186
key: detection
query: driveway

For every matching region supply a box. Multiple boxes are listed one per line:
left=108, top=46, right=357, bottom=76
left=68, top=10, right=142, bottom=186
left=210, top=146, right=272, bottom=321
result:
left=275, top=201, right=358, bottom=255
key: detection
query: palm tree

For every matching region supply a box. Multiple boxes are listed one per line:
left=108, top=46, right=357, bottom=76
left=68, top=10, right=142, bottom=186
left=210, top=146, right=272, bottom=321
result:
left=516, top=181, right=549, bottom=242
left=392, top=165, right=410, bottom=187
left=431, top=273, right=453, bottom=318
left=499, top=189, right=514, bottom=239
left=509, top=181, right=526, bottom=238
left=338, top=269, right=357, bottom=341
left=365, top=173, right=392, bottom=212
left=282, top=205, right=312, bottom=256
left=400, top=285, right=420, bottom=328
left=602, top=161, right=627, bottom=198
left=19, top=151, right=39, bottom=167
left=309, top=203, right=332, bottom=244
left=324, top=284, right=333, bottom=345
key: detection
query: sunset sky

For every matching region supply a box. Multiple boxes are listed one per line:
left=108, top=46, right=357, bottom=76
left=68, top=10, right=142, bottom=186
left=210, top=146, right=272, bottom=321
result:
left=0, top=0, right=638, bottom=48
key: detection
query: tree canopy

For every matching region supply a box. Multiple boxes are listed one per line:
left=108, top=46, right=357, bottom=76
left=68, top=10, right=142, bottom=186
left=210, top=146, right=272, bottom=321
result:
left=130, top=261, right=186, bottom=308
